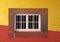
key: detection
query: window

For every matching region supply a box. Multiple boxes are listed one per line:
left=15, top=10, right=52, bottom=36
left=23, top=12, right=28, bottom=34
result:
left=14, top=14, right=41, bottom=32
left=9, top=8, right=48, bottom=38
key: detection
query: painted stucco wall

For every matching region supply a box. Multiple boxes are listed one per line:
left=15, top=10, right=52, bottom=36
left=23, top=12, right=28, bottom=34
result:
left=0, top=0, right=60, bottom=31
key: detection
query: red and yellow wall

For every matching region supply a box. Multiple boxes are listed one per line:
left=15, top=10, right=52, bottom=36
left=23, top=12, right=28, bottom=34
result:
left=0, top=0, right=60, bottom=42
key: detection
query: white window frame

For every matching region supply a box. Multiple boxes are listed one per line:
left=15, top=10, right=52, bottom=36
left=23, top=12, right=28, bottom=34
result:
left=14, top=14, right=41, bottom=32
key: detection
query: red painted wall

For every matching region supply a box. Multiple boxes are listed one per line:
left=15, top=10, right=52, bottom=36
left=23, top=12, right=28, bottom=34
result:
left=0, top=25, right=60, bottom=42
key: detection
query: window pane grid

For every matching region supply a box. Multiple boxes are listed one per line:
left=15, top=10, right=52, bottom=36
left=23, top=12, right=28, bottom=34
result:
left=34, top=23, right=38, bottom=29
left=15, top=14, right=41, bottom=32
left=28, top=15, right=39, bottom=29
left=16, top=23, right=21, bottom=29
left=33, top=15, right=39, bottom=29
left=28, top=15, right=34, bottom=29
left=16, top=15, right=39, bottom=29
left=22, top=23, right=26, bottom=29
left=28, top=23, right=33, bottom=29
left=28, top=16, right=33, bottom=21
left=34, top=15, right=38, bottom=22
left=16, top=16, right=21, bottom=22
left=22, top=15, right=26, bottom=22
left=16, top=15, right=26, bottom=29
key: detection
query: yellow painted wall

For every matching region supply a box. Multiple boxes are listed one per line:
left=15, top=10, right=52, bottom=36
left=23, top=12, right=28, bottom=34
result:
left=0, top=0, right=60, bottom=31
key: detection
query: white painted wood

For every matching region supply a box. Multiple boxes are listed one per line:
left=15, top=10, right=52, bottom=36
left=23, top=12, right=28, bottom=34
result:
left=14, top=14, right=41, bottom=32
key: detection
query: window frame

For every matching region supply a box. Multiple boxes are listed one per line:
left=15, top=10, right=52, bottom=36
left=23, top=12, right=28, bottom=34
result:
left=14, top=14, right=41, bottom=32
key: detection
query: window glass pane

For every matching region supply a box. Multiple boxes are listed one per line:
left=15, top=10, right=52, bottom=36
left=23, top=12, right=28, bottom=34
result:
left=16, top=23, right=21, bottom=29
left=16, top=14, right=39, bottom=30
left=22, top=16, right=26, bottom=22
left=22, top=23, right=26, bottom=29
left=28, top=23, right=33, bottom=29
left=34, top=15, right=38, bottom=21
left=34, top=23, right=38, bottom=29
left=28, top=16, right=33, bottom=21
left=16, top=16, right=21, bottom=22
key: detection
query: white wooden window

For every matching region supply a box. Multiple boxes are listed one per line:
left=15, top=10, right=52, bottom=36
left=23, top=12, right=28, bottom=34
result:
left=14, top=14, right=41, bottom=32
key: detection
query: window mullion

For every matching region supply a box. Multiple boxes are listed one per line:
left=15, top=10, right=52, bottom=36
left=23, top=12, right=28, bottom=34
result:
left=26, top=15, right=28, bottom=31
